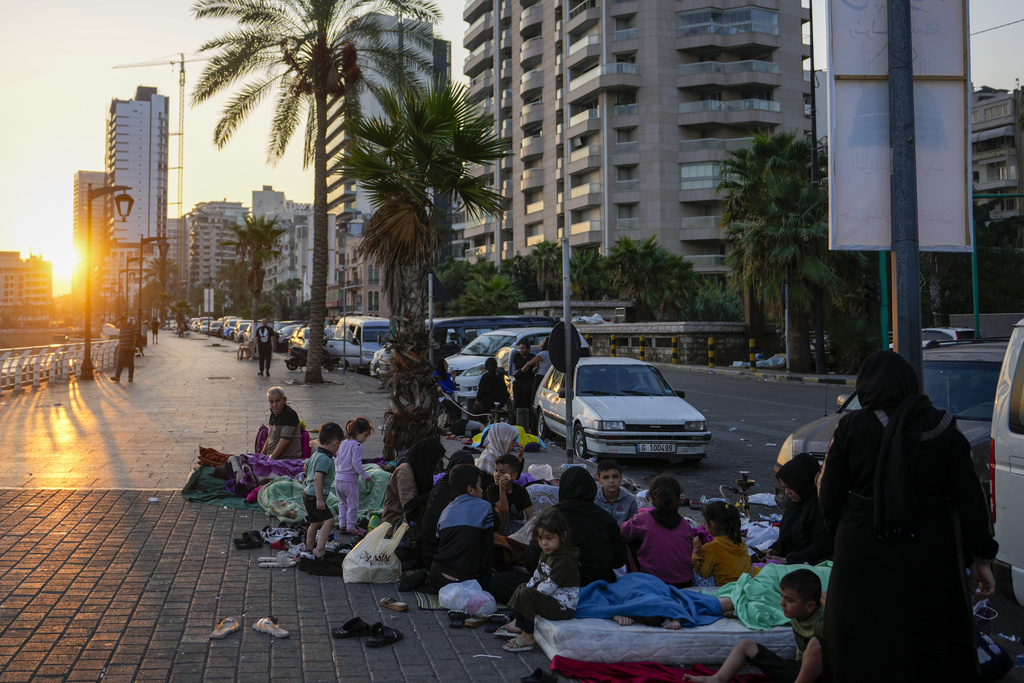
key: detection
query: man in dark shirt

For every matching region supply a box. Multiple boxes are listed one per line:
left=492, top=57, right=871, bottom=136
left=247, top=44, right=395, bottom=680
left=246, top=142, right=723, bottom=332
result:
left=429, top=464, right=494, bottom=593
left=511, top=341, right=537, bottom=415
left=486, top=454, right=534, bottom=536
left=110, top=316, right=137, bottom=383
left=254, top=318, right=276, bottom=377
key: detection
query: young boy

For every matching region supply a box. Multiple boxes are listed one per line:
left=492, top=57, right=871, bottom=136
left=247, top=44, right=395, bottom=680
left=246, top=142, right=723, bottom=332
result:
left=303, top=422, right=344, bottom=559
left=594, top=460, right=638, bottom=524
left=428, top=464, right=495, bottom=593
left=486, top=453, right=535, bottom=535
left=684, top=569, right=824, bottom=683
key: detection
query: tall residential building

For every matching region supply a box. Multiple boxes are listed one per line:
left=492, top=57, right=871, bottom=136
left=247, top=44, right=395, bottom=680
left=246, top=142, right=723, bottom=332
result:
left=184, top=201, right=249, bottom=293
left=971, top=86, right=1022, bottom=221
left=71, top=170, right=106, bottom=317
left=166, top=217, right=186, bottom=296
left=0, top=252, right=53, bottom=323
left=459, top=0, right=810, bottom=274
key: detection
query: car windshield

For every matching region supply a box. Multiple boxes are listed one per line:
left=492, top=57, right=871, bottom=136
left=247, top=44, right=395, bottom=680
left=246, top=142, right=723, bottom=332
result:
left=841, top=360, right=1000, bottom=421
left=575, top=365, right=675, bottom=397
left=460, top=334, right=517, bottom=356
left=362, top=326, right=390, bottom=345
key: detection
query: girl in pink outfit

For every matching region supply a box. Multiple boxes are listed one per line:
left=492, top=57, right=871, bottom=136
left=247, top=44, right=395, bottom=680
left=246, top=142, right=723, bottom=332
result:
left=334, top=417, right=374, bottom=534
left=619, top=475, right=695, bottom=588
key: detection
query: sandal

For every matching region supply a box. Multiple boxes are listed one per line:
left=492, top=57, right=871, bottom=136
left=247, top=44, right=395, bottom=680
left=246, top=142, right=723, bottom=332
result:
left=447, top=610, right=469, bottom=629
left=365, top=622, right=403, bottom=648
left=379, top=597, right=408, bottom=612
left=492, top=625, right=518, bottom=638
left=259, top=555, right=297, bottom=568
left=331, top=616, right=373, bottom=639
left=209, top=616, right=241, bottom=640
left=484, top=615, right=511, bottom=633
left=252, top=616, right=289, bottom=638
left=502, top=635, right=535, bottom=652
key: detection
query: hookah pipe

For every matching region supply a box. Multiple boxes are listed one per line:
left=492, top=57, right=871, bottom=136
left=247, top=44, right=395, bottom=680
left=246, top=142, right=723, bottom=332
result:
left=719, top=470, right=756, bottom=520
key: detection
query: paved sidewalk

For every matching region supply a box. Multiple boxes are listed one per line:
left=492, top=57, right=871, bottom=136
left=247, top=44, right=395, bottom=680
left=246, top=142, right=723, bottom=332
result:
left=0, top=337, right=552, bottom=681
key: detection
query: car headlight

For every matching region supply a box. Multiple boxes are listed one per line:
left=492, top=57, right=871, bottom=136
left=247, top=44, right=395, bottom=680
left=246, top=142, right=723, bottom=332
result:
left=461, top=366, right=485, bottom=377
left=596, top=420, right=625, bottom=431
left=683, top=421, right=706, bottom=431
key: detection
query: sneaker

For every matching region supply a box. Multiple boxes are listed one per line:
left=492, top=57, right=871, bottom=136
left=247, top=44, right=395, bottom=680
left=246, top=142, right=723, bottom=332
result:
left=109, top=376, right=120, bottom=383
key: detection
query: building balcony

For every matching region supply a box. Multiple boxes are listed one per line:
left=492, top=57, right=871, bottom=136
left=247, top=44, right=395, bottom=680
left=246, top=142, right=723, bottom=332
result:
left=469, top=243, right=495, bottom=261
left=568, top=182, right=602, bottom=210
left=615, top=178, right=639, bottom=193
left=568, top=62, right=640, bottom=103
left=520, top=101, right=545, bottom=130
left=464, top=0, right=490, bottom=22
left=520, top=135, right=545, bottom=160
left=676, top=25, right=779, bottom=51
left=465, top=12, right=494, bottom=50
left=526, top=233, right=546, bottom=246
left=678, top=137, right=753, bottom=154
left=500, top=89, right=513, bottom=110
left=520, top=68, right=545, bottom=98
left=566, top=34, right=601, bottom=69
left=469, top=71, right=495, bottom=97
left=519, top=4, right=543, bottom=37
left=680, top=216, right=723, bottom=241
left=520, top=36, right=545, bottom=69
left=525, top=199, right=546, bottom=215
left=567, top=144, right=602, bottom=174
left=464, top=40, right=495, bottom=77
left=566, top=0, right=600, bottom=33
left=616, top=217, right=638, bottom=230
left=500, top=0, right=511, bottom=21
left=569, top=219, right=602, bottom=247
left=521, top=167, right=545, bottom=191
left=676, top=59, right=781, bottom=89
left=679, top=183, right=720, bottom=203
left=677, top=99, right=782, bottom=126
left=683, top=254, right=728, bottom=275
left=975, top=177, right=1020, bottom=192
left=464, top=215, right=496, bottom=239
left=502, top=154, right=513, bottom=170
left=567, top=108, right=601, bottom=138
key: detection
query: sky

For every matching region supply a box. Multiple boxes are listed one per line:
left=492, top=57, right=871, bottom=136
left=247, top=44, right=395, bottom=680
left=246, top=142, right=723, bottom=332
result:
left=0, top=0, right=1022, bottom=295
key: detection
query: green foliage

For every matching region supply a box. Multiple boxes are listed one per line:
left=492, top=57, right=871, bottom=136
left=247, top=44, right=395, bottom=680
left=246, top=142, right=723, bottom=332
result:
left=605, top=236, right=695, bottom=321
left=435, top=256, right=471, bottom=315
left=681, top=277, right=743, bottom=322
left=456, top=273, right=523, bottom=315
left=570, top=250, right=607, bottom=300
left=222, top=215, right=287, bottom=320
left=504, top=254, right=541, bottom=301
left=531, top=241, right=562, bottom=300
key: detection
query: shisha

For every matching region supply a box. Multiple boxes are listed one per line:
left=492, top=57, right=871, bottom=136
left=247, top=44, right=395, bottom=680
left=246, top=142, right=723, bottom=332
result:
left=719, top=471, right=756, bottom=520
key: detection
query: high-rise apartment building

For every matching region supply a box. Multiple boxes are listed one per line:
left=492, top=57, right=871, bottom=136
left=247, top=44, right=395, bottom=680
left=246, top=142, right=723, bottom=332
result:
left=971, top=86, right=1022, bottom=221
left=0, top=252, right=53, bottom=323
left=459, top=0, right=810, bottom=274
left=185, top=201, right=249, bottom=293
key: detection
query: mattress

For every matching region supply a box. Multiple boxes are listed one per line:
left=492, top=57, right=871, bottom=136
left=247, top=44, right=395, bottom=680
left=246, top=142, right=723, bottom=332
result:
left=534, top=616, right=795, bottom=666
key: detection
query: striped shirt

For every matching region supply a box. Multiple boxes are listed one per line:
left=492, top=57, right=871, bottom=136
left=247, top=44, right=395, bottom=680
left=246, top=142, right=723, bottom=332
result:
left=118, top=324, right=137, bottom=350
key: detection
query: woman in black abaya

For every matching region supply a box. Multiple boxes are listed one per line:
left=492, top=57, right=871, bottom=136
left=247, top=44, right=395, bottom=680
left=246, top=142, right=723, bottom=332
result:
left=765, top=453, right=833, bottom=565
left=818, top=351, right=997, bottom=683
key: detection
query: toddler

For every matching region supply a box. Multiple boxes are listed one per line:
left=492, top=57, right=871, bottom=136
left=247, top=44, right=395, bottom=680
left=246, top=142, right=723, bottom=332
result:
left=304, top=421, right=344, bottom=559
left=620, top=475, right=695, bottom=588
left=692, top=501, right=751, bottom=586
left=334, top=417, right=374, bottom=535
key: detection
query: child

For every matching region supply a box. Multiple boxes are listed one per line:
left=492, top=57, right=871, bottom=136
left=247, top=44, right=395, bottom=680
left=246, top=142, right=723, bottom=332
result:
left=428, top=465, right=495, bottom=593
left=619, top=475, right=695, bottom=588
left=334, top=417, right=374, bottom=536
left=683, top=569, right=824, bottom=683
left=486, top=453, right=535, bottom=536
left=501, top=508, right=580, bottom=652
left=594, top=459, right=638, bottom=524
left=303, top=421, right=344, bottom=559
left=692, top=501, right=751, bottom=586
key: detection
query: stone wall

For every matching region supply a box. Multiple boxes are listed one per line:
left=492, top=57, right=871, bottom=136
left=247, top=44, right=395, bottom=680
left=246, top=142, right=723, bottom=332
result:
left=575, top=322, right=780, bottom=366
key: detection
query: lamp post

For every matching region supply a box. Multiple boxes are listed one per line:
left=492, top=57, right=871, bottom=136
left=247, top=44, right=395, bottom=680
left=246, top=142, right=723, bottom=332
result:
left=81, top=184, right=133, bottom=381
left=135, top=236, right=170, bottom=344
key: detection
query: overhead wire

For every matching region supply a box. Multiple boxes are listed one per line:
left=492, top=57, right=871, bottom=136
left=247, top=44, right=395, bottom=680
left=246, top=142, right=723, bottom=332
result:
left=971, top=17, right=1024, bottom=36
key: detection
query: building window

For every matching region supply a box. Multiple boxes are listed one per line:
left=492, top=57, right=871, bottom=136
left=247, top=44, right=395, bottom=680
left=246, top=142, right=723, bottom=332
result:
left=680, top=162, right=721, bottom=190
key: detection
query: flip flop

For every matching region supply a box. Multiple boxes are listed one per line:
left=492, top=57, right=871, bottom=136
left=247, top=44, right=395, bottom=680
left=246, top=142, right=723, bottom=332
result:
left=492, top=625, right=518, bottom=638
left=259, top=556, right=297, bottom=568
left=502, top=635, right=535, bottom=652
left=447, top=610, right=469, bottom=629
left=365, top=622, right=403, bottom=648
left=209, top=617, right=241, bottom=640
left=379, top=597, right=408, bottom=612
left=464, top=616, right=488, bottom=628
left=252, top=616, right=289, bottom=638
left=484, top=615, right=511, bottom=633
left=331, top=616, right=373, bottom=639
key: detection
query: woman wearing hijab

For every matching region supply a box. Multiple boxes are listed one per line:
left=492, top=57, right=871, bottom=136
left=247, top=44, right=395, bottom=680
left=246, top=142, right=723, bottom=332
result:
left=382, top=437, right=447, bottom=528
left=476, top=423, right=523, bottom=490
left=419, top=450, right=476, bottom=569
left=818, top=351, right=997, bottom=682
left=763, top=453, right=833, bottom=565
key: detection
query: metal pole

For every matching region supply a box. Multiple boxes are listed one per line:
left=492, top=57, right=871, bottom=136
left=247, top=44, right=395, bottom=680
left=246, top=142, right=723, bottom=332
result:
left=561, top=236, right=573, bottom=465
left=971, top=219, right=980, bottom=338
left=428, top=270, right=434, bottom=365
left=784, top=282, right=790, bottom=372
left=137, top=240, right=144, bottom=332
left=808, top=0, right=826, bottom=375
left=888, top=0, right=922, bottom=381
left=341, top=260, right=347, bottom=374
left=879, top=252, right=890, bottom=350
left=81, top=184, right=96, bottom=380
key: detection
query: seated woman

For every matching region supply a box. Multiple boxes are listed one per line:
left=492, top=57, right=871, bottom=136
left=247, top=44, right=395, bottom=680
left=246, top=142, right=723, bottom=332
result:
left=762, top=453, right=833, bottom=565
left=381, top=437, right=447, bottom=529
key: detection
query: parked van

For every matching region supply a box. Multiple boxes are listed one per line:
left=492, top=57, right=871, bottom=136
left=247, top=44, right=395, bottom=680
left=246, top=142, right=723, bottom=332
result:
left=333, top=316, right=392, bottom=372
left=991, top=319, right=1024, bottom=605
left=429, top=315, right=555, bottom=358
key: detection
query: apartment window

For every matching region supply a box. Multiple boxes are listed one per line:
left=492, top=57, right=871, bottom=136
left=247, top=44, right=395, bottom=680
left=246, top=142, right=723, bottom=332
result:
left=614, top=15, right=636, bottom=40
left=615, top=52, right=637, bottom=65
left=368, top=265, right=380, bottom=285
left=971, top=110, right=982, bottom=124
left=676, top=7, right=778, bottom=36
left=986, top=103, right=1010, bottom=120
left=368, top=291, right=379, bottom=312
left=616, top=165, right=639, bottom=191
left=680, top=162, right=720, bottom=190
left=616, top=203, right=639, bottom=230
left=702, top=91, right=722, bottom=102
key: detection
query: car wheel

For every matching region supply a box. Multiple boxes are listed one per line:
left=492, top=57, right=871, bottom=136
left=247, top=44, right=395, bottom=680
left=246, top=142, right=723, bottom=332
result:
left=537, top=411, right=551, bottom=440
left=573, top=423, right=587, bottom=460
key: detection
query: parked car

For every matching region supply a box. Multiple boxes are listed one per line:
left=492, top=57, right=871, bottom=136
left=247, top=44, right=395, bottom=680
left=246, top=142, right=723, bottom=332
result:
left=429, top=315, right=555, bottom=359
left=275, top=323, right=302, bottom=352
left=235, top=320, right=254, bottom=344
left=285, top=325, right=359, bottom=370
left=535, top=357, right=711, bottom=461
left=776, top=339, right=1007, bottom=503
left=991, top=321, right=1024, bottom=605
left=333, top=316, right=391, bottom=373
left=209, top=320, right=223, bottom=336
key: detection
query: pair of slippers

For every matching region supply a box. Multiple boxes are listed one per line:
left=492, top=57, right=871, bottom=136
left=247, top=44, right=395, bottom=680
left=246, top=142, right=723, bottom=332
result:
left=331, top=617, right=402, bottom=648
left=233, top=531, right=264, bottom=550
left=258, top=552, right=297, bottom=568
left=210, top=616, right=289, bottom=639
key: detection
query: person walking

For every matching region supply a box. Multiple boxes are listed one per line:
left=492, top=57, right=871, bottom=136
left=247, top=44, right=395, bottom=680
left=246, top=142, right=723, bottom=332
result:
left=149, top=317, right=159, bottom=345
left=110, top=317, right=138, bottom=383
left=254, top=318, right=275, bottom=377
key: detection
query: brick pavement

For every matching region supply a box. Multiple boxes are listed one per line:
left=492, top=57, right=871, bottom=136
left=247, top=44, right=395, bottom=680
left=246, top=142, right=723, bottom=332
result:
left=0, top=337, right=557, bottom=681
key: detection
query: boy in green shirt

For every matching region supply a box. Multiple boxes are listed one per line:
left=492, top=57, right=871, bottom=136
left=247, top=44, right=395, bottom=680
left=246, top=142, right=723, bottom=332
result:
left=303, top=422, right=344, bottom=559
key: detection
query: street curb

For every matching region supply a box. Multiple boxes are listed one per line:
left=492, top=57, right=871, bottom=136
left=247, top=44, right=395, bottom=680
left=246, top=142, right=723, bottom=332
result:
left=649, top=360, right=857, bottom=386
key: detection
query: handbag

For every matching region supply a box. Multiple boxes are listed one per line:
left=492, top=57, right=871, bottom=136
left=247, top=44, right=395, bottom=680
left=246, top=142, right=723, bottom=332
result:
left=342, top=522, right=409, bottom=583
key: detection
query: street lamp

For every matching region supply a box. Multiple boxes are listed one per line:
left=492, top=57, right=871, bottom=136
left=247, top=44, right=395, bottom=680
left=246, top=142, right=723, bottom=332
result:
left=134, top=236, right=170, bottom=344
left=81, top=184, right=133, bottom=381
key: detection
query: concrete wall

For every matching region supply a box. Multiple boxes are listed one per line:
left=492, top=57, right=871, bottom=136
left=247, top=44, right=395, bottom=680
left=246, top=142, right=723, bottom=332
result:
left=576, top=322, right=780, bottom=366
left=948, top=313, right=1024, bottom=338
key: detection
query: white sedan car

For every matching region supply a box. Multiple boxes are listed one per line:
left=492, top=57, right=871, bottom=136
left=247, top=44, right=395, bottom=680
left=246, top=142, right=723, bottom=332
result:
left=536, top=357, right=711, bottom=461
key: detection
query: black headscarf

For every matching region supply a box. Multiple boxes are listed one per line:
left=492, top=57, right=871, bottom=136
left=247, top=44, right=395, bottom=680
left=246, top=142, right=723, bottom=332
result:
left=406, top=437, right=447, bottom=495
left=776, top=453, right=820, bottom=504
left=557, top=466, right=597, bottom=510
left=552, top=466, right=626, bottom=585
left=857, top=351, right=933, bottom=539
left=445, top=450, right=474, bottom=476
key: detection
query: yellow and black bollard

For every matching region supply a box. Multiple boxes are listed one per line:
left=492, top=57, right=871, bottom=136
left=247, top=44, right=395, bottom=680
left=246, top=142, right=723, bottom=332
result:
left=610, top=334, right=616, bottom=357
left=639, top=335, right=646, bottom=362
left=749, top=338, right=757, bottom=369
left=708, top=336, right=715, bottom=368
left=671, top=336, right=679, bottom=364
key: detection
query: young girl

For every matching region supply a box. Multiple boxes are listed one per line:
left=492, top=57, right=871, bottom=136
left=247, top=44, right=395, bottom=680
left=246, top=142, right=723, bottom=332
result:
left=334, top=417, right=374, bottom=536
left=304, top=421, right=345, bottom=559
left=692, top=501, right=751, bottom=587
left=501, top=508, right=580, bottom=652
left=620, top=475, right=695, bottom=588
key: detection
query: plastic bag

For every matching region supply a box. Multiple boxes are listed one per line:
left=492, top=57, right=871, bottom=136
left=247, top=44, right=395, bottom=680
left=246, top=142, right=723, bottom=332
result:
left=342, top=521, right=408, bottom=583
left=438, top=579, right=497, bottom=616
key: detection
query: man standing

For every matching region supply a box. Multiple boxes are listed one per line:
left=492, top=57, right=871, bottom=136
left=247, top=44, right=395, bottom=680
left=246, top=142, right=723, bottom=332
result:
left=255, top=318, right=276, bottom=377
left=150, top=317, right=159, bottom=344
left=110, top=317, right=137, bottom=383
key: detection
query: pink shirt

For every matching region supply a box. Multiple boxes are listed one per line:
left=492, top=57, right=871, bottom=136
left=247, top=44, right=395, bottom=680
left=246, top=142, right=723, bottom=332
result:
left=619, top=508, right=695, bottom=585
left=335, top=439, right=369, bottom=483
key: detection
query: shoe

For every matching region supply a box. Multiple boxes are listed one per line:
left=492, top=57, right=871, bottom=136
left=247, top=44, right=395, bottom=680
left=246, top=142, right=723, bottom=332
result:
left=502, top=635, right=535, bottom=653
left=331, top=616, right=373, bottom=639
left=492, top=625, right=518, bottom=638
left=379, top=597, right=408, bottom=612
left=127, top=378, right=133, bottom=382
left=365, top=622, right=403, bottom=648
left=521, top=668, right=556, bottom=683
left=447, top=610, right=468, bottom=629
left=258, top=371, right=263, bottom=376
left=210, top=616, right=241, bottom=639
left=109, top=376, right=120, bottom=382
left=252, top=616, right=289, bottom=638
left=484, top=614, right=511, bottom=633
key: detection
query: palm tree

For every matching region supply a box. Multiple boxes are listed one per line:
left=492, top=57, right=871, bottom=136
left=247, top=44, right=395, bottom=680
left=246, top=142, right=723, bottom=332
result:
left=340, top=82, right=509, bottom=457
left=221, top=215, right=287, bottom=321
left=191, top=0, right=440, bottom=383
left=605, top=236, right=694, bottom=321
left=569, top=249, right=606, bottom=300
left=457, top=274, right=522, bottom=315
left=531, top=240, right=561, bottom=300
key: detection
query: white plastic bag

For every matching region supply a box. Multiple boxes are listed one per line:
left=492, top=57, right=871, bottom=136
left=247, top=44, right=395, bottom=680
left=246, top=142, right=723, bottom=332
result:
left=438, top=579, right=497, bottom=616
left=342, top=522, right=408, bottom=583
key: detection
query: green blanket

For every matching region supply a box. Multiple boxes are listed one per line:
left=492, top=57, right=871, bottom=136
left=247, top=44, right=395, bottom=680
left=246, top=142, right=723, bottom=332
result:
left=714, top=562, right=832, bottom=630
left=180, top=465, right=263, bottom=511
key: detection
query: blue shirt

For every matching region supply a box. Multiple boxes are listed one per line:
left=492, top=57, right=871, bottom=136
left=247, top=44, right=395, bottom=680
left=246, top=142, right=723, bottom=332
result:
left=305, top=448, right=336, bottom=497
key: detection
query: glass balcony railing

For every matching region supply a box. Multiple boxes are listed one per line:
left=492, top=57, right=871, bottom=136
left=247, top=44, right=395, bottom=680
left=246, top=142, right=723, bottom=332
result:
left=568, top=0, right=597, bottom=20
left=613, top=28, right=637, bottom=41
left=616, top=217, right=638, bottom=230
left=680, top=216, right=722, bottom=229
left=614, top=140, right=638, bottom=153
left=677, top=137, right=753, bottom=152
left=569, top=144, right=601, bottom=162
left=569, top=62, right=638, bottom=90
left=676, top=59, right=780, bottom=76
left=569, top=108, right=600, bottom=127
left=614, top=102, right=638, bottom=116
left=570, top=219, right=601, bottom=235
left=616, top=178, right=639, bottom=192
left=678, top=99, right=781, bottom=114
left=570, top=182, right=601, bottom=198
left=569, top=34, right=601, bottom=55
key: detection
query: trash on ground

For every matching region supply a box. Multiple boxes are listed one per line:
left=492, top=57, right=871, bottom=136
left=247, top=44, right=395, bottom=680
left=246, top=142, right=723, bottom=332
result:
left=148, top=497, right=160, bottom=502
left=748, top=493, right=777, bottom=507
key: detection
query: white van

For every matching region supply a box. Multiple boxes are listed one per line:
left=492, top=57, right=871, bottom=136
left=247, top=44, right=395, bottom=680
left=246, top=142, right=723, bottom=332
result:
left=991, top=318, right=1024, bottom=605
left=333, top=316, right=391, bottom=372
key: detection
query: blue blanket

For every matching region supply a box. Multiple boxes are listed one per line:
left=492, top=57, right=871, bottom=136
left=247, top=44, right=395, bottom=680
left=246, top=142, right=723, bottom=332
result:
left=575, top=573, right=723, bottom=626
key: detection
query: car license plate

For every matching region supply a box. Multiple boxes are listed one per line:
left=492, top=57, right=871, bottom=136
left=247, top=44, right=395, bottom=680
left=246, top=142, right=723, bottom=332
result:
left=637, top=444, right=676, bottom=453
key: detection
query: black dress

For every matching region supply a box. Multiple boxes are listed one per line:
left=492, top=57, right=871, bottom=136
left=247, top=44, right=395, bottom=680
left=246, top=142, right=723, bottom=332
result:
left=772, top=454, right=833, bottom=565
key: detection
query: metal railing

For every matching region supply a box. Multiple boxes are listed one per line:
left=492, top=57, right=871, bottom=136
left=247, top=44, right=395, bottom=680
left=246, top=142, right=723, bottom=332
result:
left=0, top=340, right=120, bottom=392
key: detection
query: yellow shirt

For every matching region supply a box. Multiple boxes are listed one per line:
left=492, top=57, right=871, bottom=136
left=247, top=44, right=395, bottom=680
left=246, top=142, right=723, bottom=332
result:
left=692, top=536, right=752, bottom=586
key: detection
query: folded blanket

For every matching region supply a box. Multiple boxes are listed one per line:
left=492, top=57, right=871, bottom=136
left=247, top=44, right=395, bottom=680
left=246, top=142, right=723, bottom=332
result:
left=357, top=465, right=391, bottom=521
left=575, top=573, right=723, bottom=626
left=714, top=562, right=832, bottom=630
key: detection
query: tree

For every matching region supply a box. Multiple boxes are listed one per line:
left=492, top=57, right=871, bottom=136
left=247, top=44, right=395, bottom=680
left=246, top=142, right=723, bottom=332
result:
left=569, top=250, right=607, bottom=300
left=169, top=299, right=192, bottom=324
left=503, top=254, right=541, bottom=301
left=531, top=240, right=561, bottom=300
left=216, top=260, right=249, bottom=315
left=221, top=215, right=287, bottom=321
left=605, top=236, right=695, bottom=321
left=340, top=82, right=509, bottom=457
left=456, top=273, right=522, bottom=315
left=191, top=0, right=439, bottom=383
